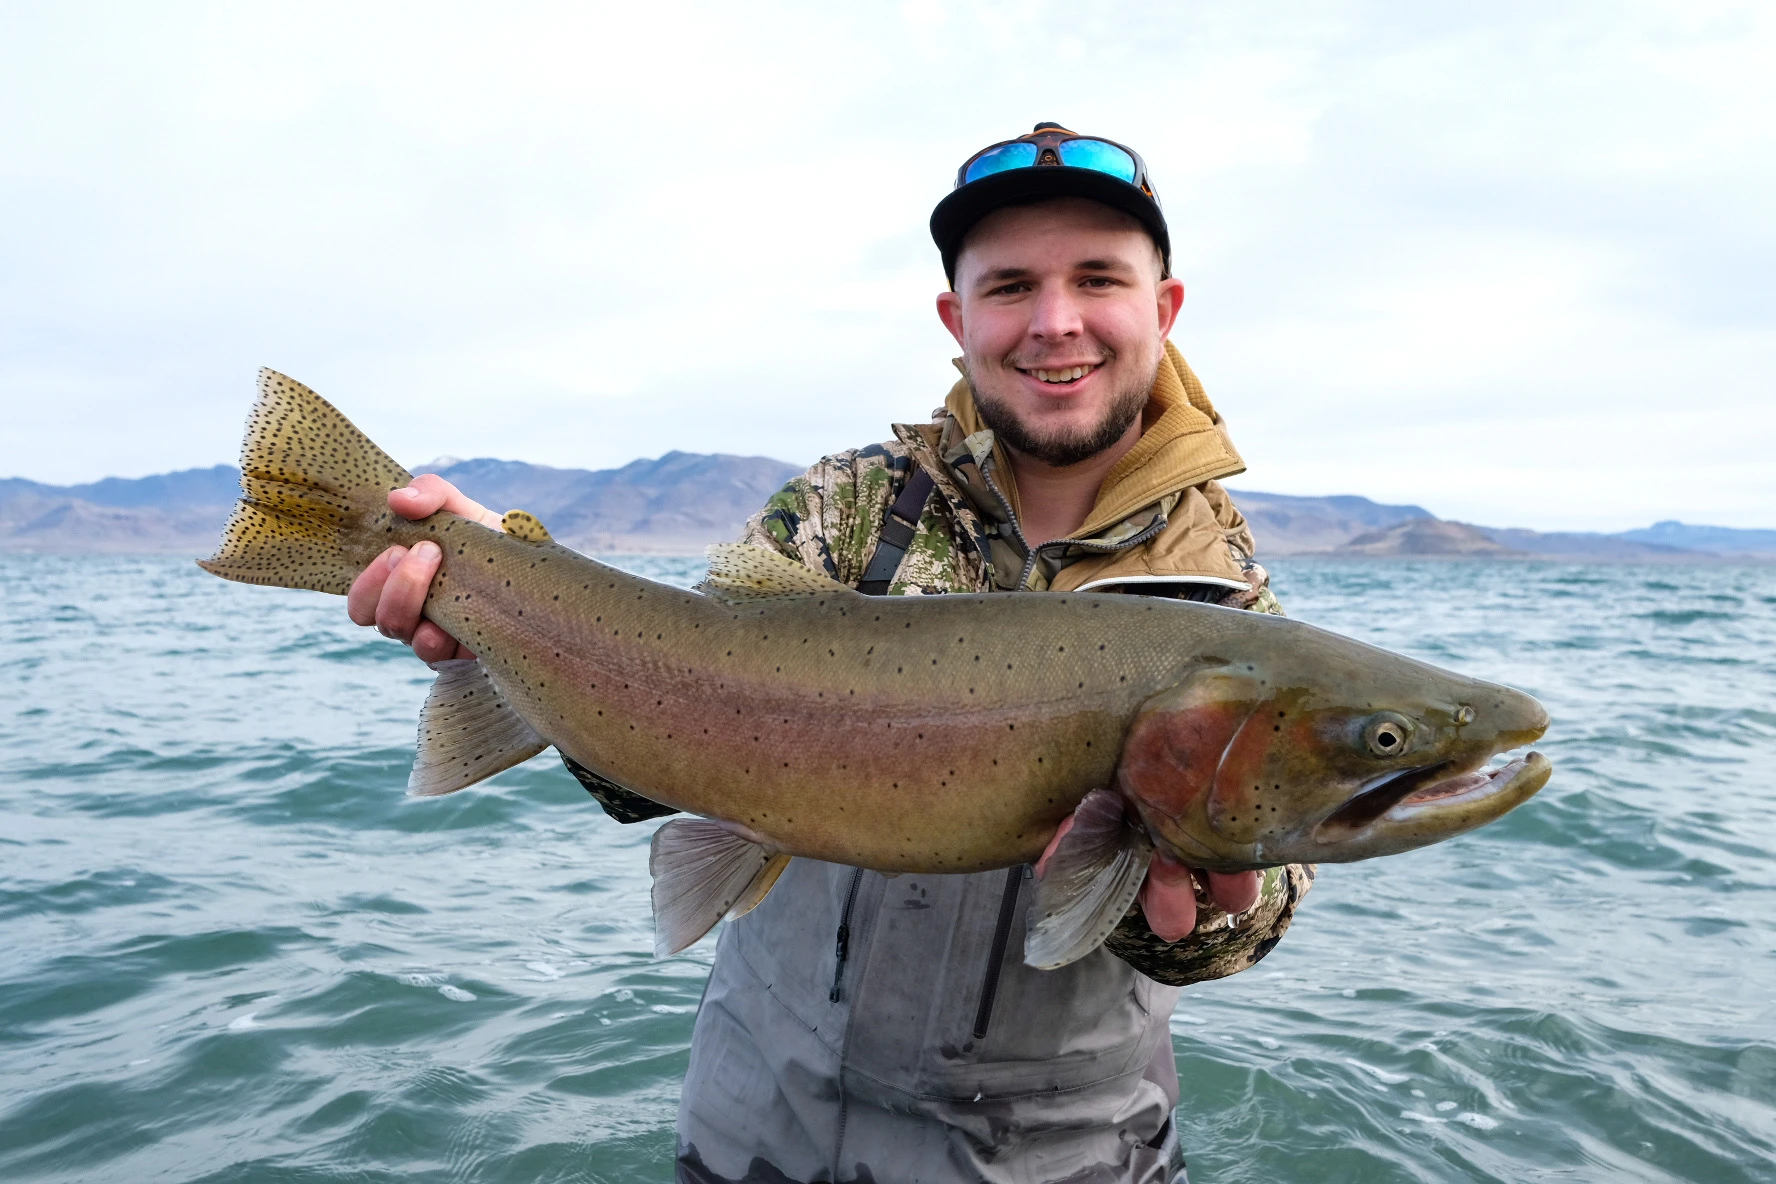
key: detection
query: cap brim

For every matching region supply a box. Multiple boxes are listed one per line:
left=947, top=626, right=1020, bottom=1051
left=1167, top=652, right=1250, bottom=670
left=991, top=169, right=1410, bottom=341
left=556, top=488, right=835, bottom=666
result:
left=930, top=166, right=1170, bottom=274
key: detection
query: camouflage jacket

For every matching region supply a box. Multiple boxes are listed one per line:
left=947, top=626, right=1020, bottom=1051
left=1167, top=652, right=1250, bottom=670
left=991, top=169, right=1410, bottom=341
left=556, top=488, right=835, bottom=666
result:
left=574, top=345, right=1313, bottom=986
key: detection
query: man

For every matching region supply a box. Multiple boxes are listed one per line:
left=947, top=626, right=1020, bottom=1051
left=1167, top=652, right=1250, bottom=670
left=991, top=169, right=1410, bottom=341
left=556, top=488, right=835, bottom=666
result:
left=349, top=124, right=1312, bottom=1184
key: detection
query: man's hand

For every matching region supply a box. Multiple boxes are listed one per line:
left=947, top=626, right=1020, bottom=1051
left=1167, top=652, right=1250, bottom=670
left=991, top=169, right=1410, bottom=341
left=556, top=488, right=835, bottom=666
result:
left=344, top=474, right=505, bottom=664
left=1036, top=812, right=1261, bottom=942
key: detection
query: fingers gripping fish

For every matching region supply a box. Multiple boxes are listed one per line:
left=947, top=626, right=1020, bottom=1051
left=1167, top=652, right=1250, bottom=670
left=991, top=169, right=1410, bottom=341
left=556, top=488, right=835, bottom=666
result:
left=201, top=371, right=1552, bottom=969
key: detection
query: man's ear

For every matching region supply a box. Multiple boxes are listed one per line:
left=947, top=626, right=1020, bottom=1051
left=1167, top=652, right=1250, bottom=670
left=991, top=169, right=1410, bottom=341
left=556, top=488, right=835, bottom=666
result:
left=935, top=290, right=966, bottom=347
left=1155, top=276, right=1185, bottom=338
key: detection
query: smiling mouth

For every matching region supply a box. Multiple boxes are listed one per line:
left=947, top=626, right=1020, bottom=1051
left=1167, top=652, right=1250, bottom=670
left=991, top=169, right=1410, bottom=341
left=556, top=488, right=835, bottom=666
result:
left=1020, top=364, right=1099, bottom=386
left=1314, top=751, right=1551, bottom=842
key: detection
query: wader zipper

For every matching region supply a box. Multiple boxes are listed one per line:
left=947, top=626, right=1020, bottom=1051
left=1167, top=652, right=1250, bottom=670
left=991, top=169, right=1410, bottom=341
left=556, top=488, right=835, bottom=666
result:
left=829, top=867, right=866, bottom=1003
left=972, top=866, right=1025, bottom=1039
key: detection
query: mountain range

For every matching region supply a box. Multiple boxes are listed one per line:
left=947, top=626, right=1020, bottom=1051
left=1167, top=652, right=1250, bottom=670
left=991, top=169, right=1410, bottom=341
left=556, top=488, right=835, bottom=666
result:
left=2, top=457, right=1771, bottom=563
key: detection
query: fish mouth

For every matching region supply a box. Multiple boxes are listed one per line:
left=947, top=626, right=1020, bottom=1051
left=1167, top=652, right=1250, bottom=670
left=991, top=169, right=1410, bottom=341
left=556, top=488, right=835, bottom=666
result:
left=1315, top=751, right=1552, bottom=844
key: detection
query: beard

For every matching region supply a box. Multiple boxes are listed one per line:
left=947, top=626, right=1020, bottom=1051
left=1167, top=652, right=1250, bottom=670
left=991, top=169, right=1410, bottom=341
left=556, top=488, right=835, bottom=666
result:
left=972, top=356, right=1156, bottom=468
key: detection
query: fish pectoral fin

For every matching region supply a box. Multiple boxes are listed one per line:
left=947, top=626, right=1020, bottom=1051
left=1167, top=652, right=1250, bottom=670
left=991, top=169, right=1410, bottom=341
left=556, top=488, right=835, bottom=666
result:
left=500, top=509, right=553, bottom=544
left=648, top=818, right=790, bottom=957
left=408, top=659, right=549, bottom=796
left=701, top=543, right=859, bottom=603
left=1024, top=789, right=1154, bottom=971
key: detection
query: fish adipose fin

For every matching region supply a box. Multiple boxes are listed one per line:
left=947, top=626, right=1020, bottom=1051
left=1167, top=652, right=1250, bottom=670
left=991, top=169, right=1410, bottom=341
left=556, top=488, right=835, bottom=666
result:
left=199, top=369, right=414, bottom=594
left=409, top=659, right=549, bottom=796
left=1025, top=789, right=1155, bottom=970
left=650, top=818, right=791, bottom=956
left=702, top=543, right=859, bottom=603
left=500, top=509, right=553, bottom=544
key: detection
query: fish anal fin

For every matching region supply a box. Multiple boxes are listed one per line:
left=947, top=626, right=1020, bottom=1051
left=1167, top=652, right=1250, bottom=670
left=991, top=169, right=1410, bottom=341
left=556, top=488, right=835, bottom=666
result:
left=649, top=818, right=788, bottom=956
left=701, top=543, right=858, bottom=603
left=501, top=509, right=553, bottom=545
left=409, top=659, right=548, bottom=796
left=728, top=853, right=792, bottom=919
left=1024, top=789, right=1154, bottom=970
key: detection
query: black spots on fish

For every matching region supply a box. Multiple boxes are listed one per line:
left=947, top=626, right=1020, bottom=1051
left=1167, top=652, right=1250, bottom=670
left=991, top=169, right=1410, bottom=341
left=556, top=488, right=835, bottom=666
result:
left=1098, top=644, right=1105, bottom=651
left=969, top=687, right=975, bottom=695
left=1119, top=676, right=1127, bottom=683
left=1057, top=645, right=1066, bottom=653
left=487, top=557, right=494, bottom=564
left=553, top=595, right=559, bottom=601
left=1007, top=723, right=1015, bottom=731
left=1084, top=741, right=1092, bottom=749
left=1006, top=663, right=1014, bottom=671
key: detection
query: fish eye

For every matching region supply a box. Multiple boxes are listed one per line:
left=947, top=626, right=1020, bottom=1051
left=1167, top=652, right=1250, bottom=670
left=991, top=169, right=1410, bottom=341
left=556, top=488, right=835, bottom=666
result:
left=1363, top=713, right=1414, bottom=757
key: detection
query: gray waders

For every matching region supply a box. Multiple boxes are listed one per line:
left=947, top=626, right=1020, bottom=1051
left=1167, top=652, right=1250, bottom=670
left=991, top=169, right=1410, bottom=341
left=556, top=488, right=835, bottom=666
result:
left=675, top=468, right=1189, bottom=1184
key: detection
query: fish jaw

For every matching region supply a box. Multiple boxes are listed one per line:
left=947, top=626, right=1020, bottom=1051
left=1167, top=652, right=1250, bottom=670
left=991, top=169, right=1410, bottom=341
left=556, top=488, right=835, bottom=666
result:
left=1309, top=751, right=1551, bottom=859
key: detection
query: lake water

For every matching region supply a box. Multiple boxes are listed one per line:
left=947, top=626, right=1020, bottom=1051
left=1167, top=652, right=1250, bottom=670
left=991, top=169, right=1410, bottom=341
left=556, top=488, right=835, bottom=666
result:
left=1, top=555, right=1772, bottom=1183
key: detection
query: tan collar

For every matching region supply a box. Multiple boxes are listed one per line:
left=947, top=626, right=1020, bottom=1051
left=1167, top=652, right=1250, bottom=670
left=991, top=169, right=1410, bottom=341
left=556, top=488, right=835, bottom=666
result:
left=940, top=341, right=1245, bottom=540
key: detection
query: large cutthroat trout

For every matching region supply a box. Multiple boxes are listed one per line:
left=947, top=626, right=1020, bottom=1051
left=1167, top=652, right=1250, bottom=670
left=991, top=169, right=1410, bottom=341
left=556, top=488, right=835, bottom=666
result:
left=203, top=371, right=1552, bottom=968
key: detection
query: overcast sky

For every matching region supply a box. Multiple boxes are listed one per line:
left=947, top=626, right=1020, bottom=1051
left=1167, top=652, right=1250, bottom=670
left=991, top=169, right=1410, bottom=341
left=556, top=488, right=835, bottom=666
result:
left=1, top=1, right=1770, bottom=530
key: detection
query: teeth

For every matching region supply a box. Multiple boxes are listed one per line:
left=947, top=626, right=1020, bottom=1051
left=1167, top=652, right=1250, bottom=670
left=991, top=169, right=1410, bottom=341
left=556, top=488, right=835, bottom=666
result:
left=1032, top=366, right=1091, bottom=383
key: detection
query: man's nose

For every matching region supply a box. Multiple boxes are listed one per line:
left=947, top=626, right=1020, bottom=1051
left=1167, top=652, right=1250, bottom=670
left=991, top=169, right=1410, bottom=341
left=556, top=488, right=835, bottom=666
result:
left=1027, top=286, right=1085, bottom=341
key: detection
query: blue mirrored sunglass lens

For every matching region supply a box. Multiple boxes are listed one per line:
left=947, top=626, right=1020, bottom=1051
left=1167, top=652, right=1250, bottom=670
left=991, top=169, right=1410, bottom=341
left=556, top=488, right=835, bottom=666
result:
left=963, top=142, right=1039, bottom=183
left=1056, top=139, right=1137, bottom=182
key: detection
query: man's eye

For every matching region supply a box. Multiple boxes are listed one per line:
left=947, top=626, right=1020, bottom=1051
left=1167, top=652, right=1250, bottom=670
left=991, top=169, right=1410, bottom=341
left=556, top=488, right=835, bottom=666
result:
left=988, top=282, right=1031, bottom=296
left=1081, top=276, right=1117, bottom=289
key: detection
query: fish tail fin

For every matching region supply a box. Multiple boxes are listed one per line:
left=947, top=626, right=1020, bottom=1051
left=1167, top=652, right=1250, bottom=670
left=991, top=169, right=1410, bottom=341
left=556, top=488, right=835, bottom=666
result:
left=198, top=368, right=413, bottom=594
left=1025, top=789, right=1154, bottom=970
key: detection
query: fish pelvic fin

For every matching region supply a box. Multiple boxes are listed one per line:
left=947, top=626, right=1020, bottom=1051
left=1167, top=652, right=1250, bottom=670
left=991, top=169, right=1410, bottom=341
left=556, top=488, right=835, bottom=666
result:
left=408, top=659, right=548, bottom=796
left=701, top=543, right=859, bottom=603
left=500, top=509, right=553, bottom=544
left=1025, top=789, right=1154, bottom=971
left=198, top=369, right=413, bottom=594
left=649, top=818, right=791, bottom=957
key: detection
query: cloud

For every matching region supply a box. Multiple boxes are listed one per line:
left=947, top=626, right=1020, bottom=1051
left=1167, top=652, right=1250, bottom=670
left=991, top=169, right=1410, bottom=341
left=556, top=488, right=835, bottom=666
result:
left=0, top=0, right=1769, bottom=528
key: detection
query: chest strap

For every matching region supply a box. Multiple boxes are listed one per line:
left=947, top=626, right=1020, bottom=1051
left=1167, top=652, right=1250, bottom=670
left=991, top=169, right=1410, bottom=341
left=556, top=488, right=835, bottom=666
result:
left=856, top=468, right=936, bottom=595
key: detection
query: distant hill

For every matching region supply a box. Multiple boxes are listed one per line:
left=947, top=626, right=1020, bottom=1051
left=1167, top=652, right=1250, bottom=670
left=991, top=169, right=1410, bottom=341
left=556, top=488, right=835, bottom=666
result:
left=1226, top=489, right=1774, bottom=561
left=1, top=460, right=1770, bottom=562
left=0, top=454, right=801, bottom=556
left=1221, top=490, right=1434, bottom=556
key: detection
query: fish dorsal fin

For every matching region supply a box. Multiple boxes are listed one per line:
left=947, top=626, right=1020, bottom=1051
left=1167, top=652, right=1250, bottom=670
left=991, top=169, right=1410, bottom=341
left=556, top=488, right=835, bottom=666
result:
left=702, top=543, right=856, bottom=603
left=409, top=659, right=549, bottom=796
left=1025, top=789, right=1155, bottom=970
left=500, top=509, right=553, bottom=545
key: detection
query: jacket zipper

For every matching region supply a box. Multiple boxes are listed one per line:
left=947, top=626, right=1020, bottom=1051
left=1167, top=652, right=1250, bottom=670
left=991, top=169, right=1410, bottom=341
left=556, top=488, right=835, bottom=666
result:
left=972, top=866, right=1025, bottom=1040
left=977, top=462, right=1169, bottom=591
left=829, top=867, right=866, bottom=1003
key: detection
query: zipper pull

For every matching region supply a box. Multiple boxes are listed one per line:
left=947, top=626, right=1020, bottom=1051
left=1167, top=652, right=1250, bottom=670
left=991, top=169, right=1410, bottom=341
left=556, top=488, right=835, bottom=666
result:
left=828, top=924, right=850, bottom=1003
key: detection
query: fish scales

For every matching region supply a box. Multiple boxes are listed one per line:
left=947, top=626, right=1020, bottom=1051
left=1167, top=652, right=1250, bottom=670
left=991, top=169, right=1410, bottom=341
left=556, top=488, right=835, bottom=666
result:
left=411, top=514, right=1202, bottom=872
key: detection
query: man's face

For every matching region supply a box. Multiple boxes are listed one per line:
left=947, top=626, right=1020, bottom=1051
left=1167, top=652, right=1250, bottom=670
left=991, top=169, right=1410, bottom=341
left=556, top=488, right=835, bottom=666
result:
left=936, top=197, right=1184, bottom=468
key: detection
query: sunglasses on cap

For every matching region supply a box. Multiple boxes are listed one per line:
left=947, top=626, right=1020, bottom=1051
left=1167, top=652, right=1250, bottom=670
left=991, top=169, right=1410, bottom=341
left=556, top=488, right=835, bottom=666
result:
left=956, top=130, right=1157, bottom=197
